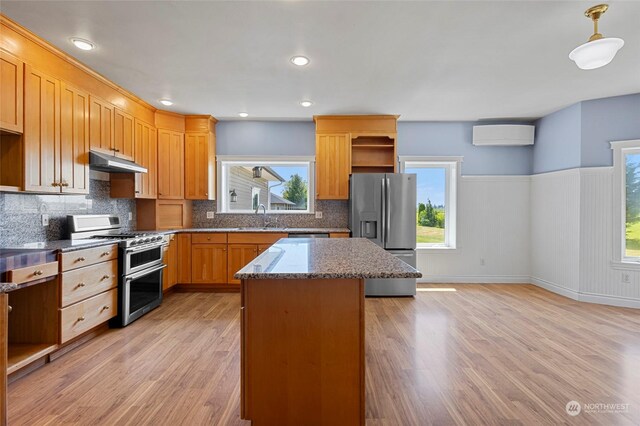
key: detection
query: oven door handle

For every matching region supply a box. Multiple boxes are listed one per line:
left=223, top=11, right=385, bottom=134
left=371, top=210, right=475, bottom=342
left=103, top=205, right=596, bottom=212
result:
left=124, top=243, right=168, bottom=255
left=124, top=263, right=167, bottom=282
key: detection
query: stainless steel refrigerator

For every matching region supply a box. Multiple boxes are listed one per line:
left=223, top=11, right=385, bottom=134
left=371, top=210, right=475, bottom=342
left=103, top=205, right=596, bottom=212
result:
left=349, top=173, right=417, bottom=296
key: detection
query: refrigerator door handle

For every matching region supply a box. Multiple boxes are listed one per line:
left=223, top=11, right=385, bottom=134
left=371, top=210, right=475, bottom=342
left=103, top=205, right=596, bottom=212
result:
left=380, top=177, right=386, bottom=244
left=385, top=177, right=391, bottom=244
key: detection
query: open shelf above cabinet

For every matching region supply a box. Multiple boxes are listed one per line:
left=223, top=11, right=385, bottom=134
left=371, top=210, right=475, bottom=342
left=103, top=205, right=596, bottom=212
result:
left=350, top=134, right=396, bottom=173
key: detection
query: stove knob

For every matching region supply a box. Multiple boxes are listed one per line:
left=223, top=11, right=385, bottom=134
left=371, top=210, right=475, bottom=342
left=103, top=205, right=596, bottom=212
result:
left=156, top=236, right=163, bottom=242
left=130, top=240, right=138, bottom=246
left=144, top=238, right=151, bottom=243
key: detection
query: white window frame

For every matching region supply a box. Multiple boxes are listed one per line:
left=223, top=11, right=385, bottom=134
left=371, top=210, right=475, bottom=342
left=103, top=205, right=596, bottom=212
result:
left=611, top=139, right=640, bottom=267
left=399, top=156, right=461, bottom=250
left=217, top=155, right=315, bottom=214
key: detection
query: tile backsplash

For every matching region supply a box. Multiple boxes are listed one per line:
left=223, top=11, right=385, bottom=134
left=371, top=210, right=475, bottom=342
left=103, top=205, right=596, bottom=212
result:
left=192, top=200, right=349, bottom=229
left=0, top=179, right=136, bottom=246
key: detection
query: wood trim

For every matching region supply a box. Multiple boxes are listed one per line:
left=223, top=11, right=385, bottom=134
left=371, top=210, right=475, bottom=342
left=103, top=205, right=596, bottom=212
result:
left=227, top=233, right=287, bottom=245
left=155, top=110, right=185, bottom=132
left=172, top=284, right=240, bottom=293
left=0, top=293, right=7, bottom=426
left=0, top=14, right=156, bottom=113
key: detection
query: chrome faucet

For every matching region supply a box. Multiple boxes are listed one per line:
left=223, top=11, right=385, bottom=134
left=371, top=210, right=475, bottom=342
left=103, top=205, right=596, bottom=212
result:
left=255, top=204, right=270, bottom=228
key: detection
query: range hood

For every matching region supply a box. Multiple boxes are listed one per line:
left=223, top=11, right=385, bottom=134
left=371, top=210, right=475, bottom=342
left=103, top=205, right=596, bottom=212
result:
left=89, top=150, right=147, bottom=173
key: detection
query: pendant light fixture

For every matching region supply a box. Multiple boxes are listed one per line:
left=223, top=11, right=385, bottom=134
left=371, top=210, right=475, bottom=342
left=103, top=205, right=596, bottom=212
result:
left=569, top=4, right=624, bottom=70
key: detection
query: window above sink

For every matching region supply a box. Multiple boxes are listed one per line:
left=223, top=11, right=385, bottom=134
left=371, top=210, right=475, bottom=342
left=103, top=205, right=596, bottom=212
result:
left=217, top=156, right=315, bottom=214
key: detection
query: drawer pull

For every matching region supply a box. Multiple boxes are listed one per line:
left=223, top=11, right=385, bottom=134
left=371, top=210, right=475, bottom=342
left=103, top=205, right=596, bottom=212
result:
left=101, top=306, right=110, bottom=312
left=77, top=257, right=86, bottom=262
left=33, top=270, right=44, bottom=276
left=76, top=282, right=86, bottom=288
left=77, top=316, right=85, bottom=322
left=101, top=251, right=111, bottom=256
left=101, top=275, right=111, bottom=281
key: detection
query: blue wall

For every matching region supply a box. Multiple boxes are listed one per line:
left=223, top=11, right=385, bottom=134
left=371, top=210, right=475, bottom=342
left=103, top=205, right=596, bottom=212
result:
left=216, top=120, right=534, bottom=175
left=532, top=102, right=582, bottom=174
left=216, top=121, right=315, bottom=156
left=398, top=122, right=533, bottom=175
left=580, top=93, right=640, bottom=168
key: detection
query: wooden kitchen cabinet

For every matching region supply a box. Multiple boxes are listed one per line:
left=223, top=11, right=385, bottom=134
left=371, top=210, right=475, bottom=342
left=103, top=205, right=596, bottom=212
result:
left=157, top=129, right=184, bottom=199
left=185, top=115, right=217, bottom=200
left=113, top=108, right=135, bottom=161
left=110, top=118, right=157, bottom=199
left=227, top=244, right=259, bottom=285
left=191, top=244, right=228, bottom=284
left=0, top=50, right=24, bottom=134
left=163, top=234, right=178, bottom=291
left=59, top=82, right=90, bottom=194
left=89, top=95, right=114, bottom=155
left=315, top=133, right=351, bottom=200
left=23, top=65, right=61, bottom=193
left=177, top=233, right=192, bottom=284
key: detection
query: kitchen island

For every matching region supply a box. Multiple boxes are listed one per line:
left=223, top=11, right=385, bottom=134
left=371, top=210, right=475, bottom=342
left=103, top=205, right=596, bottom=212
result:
left=235, top=238, right=421, bottom=425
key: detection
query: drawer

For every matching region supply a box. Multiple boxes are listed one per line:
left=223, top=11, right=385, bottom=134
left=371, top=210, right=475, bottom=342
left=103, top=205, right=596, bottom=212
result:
left=191, top=233, right=227, bottom=244
left=60, top=244, right=118, bottom=271
left=7, top=261, right=58, bottom=284
left=60, top=259, right=118, bottom=307
left=227, top=233, right=287, bottom=244
left=330, top=233, right=350, bottom=238
left=60, top=288, right=118, bottom=343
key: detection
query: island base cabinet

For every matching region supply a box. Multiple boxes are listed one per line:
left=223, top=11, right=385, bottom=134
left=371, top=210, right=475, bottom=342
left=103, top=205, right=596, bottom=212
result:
left=241, top=278, right=365, bottom=425
left=1, top=293, right=7, bottom=426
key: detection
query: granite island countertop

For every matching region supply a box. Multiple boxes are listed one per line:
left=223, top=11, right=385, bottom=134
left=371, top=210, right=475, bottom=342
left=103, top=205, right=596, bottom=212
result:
left=157, top=227, right=351, bottom=234
left=235, top=238, right=422, bottom=280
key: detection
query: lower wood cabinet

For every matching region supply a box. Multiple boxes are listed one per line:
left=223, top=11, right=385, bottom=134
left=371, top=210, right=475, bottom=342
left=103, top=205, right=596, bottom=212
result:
left=60, top=288, right=117, bottom=343
left=191, top=244, right=227, bottom=284
left=227, top=244, right=259, bottom=285
left=163, top=234, right=178, bottom=291
left=60, top=259, right=117, bottom=306
left=177, top=233, right=192, bottom=284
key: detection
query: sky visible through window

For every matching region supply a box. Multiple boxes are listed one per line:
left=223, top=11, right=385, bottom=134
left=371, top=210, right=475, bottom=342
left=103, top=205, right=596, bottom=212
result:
left=405, top=167, right=446, bottom=206
left=269, top=166, right=308, bottom=196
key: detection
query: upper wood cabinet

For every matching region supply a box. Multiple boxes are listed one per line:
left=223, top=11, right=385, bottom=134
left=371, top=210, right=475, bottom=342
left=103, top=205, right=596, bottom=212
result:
left=113, top=108, right=134, bottom=161
left=185, top=115, right=216, bottom=200
left=23, top=65, right=61, bottom=193
left=0, top=50, right=23, bottom=134
left=315, top=133, right=351, bottom=200
left=314, top=115, right=398, bottom=199
left=59, top=82, right=90, bottom=194
left=134, top=119, right=157, bottom=198
left=89, top=96, right=114, bottom=155
left=157, top=129, right=184, bottom=199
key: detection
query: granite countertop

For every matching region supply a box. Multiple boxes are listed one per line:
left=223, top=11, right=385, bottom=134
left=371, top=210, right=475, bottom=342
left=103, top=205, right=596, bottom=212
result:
left=0, top=282, right=18, bottom=293
left=160, top=227, right=351, bottom=234
left=235, top=238, right=422, bottom=280
left=3, top=239, right=121, bottom=253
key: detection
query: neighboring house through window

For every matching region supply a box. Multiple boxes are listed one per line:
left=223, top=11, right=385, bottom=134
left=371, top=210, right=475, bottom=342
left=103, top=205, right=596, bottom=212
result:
left=218, top=156, right=315, bottom=214
left=399, top=156, right=460, bottom=249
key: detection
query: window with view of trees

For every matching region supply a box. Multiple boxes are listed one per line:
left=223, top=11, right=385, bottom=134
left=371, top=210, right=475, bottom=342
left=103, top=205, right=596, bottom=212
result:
left=218, top=158, right=314, bottom=214
left=402, top=159, right=458, bottom=248
left=625, top=152, right=640, bottom=258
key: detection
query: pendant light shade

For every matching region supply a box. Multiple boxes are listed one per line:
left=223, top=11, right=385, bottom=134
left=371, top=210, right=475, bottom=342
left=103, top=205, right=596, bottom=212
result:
left=569, top=4, right=624, bottom=70
left=569, top=37, right=624, bottom=70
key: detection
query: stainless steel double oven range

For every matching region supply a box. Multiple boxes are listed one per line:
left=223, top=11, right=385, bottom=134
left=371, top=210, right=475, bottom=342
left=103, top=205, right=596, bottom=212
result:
left=68, top=214, right=168, bottom=326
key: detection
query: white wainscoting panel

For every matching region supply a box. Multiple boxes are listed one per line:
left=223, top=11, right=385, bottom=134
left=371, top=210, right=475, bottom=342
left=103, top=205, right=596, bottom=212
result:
left=418, top=176, right=531, bottom=283
left=530, top=169, right=581, bottom=293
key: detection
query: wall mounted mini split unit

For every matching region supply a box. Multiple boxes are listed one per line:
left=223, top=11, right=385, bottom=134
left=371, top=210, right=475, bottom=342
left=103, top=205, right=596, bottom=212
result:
left=472, top=125, right=535, bottom=146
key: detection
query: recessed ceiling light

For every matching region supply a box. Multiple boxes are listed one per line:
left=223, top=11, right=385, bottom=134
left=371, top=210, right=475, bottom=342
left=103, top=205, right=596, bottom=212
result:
left=70, top=38, right=95, bottom=51
left=299, top=100, right=314, bottom=107
left=159, top=99, right=173, bottom=106
left=290, top=56, right=310, bottom=66
left=238, top=112, right=249, bottom=118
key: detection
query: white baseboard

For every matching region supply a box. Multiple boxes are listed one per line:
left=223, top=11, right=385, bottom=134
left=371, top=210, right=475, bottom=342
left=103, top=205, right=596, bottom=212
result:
left=418, top=275, right=530, bottom=284
left=531, top=277, right=640, bottom=308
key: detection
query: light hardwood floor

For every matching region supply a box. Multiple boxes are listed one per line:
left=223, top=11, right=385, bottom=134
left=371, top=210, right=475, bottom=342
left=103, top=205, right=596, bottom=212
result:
left=8, top=285, right=640, bottom=425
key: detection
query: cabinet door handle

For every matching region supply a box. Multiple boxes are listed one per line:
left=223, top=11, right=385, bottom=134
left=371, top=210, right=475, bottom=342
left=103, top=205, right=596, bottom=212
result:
left=8, top=305, right=12, bottom=313
left=33, top=270, right=43, bottom=276
left=61, top=181, right=69, bottom=187
left=135, top=190, right=140, bottom=194
left=76, top=282, right=86, bottom=288
left=51, top=182, right=60, bottom=187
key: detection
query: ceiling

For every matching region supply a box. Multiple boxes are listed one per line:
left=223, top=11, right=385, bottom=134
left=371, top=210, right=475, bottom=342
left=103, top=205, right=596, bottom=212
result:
left=2, top=1, right=639, bottom=121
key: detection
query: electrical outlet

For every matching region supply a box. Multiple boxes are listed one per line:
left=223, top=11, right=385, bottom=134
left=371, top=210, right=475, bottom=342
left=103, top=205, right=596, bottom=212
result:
left=128, top=212, right=133, bottom=221
left=480, top=258, right=485, bottom=266
left=41, top=214, right=49, bottom=227
left=315, top=211, right=323, bottom=219
left=206, top=211, right=215, bottom=219
left=621, top=272, right=631, bottom=284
